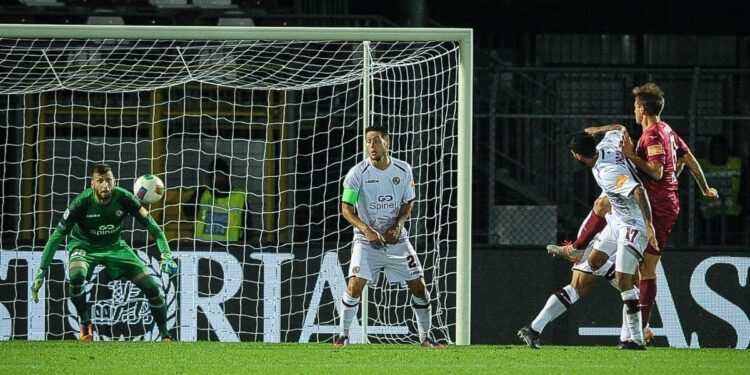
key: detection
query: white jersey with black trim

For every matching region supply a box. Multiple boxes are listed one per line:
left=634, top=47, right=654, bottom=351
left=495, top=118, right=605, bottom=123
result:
left=342, top=157, right=416, bottom=242
left=591, top=130, right=646, bottom=229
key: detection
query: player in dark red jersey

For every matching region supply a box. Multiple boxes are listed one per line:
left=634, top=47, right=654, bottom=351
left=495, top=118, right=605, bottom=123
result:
left=623, top=83, right=718, bottom=338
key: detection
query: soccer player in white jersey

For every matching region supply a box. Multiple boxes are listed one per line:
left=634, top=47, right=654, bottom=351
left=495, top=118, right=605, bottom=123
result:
left=565, top=125, right=658, bottom=350
left=334, top=125, right=442, bottom=348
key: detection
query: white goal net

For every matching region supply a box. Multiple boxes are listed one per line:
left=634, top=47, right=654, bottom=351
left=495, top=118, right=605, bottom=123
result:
left=0, top=26, right=469, bottom=344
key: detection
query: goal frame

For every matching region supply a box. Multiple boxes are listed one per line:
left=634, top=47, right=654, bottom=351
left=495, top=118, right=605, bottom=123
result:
left=0, top=24, right=473, bottom=345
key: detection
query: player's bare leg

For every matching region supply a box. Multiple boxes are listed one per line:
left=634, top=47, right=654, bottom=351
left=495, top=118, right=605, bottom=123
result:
left=588, top=249, right=619, bottom=289
left=406, top=277, right=442, bottom=348
left=334, top=276, right=366, bottom=347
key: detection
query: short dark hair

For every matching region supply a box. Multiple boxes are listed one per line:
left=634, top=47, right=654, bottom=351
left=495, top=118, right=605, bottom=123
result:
left=632, top=82, right=665, bottom=116
left=91, top=163, right=112, bottom=176
left=568, top=131, right=596, bottom=158
left=364, top=125, right=389, bottom=141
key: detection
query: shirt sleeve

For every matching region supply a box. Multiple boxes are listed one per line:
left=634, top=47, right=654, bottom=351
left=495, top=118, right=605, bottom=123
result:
left=641, top=131, right=666, bottom=165
left=403, top=164, right=416, bottom=203
left=342, top=166, right=362, bottom=205
left=39, top=194, right=84, bottom=271
left=121, top=189, right=171, bottom=258
left=119, top=189, right=144, bottom=216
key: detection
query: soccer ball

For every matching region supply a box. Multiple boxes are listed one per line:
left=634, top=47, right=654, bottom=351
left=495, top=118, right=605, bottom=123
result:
left=133, top=174, right=165, bottom=204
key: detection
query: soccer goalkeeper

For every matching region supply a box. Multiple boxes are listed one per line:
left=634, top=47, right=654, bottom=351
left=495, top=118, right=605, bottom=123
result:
left=31, top=164, right=178, bottom=341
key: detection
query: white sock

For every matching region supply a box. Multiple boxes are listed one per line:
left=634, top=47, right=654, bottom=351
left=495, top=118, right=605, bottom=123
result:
left=620, top=304, right=631, bottom=341
left=411, top=294, right=432, bottom=342
left=531, top=285, right=579, bottom=333
left=339, top=292, right=360, bottom=337
left=621, top=288, right=644, bottom=344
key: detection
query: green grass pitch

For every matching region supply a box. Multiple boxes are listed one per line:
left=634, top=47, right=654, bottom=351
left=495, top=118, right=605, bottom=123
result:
left=1, top=341, right=748, bottom=374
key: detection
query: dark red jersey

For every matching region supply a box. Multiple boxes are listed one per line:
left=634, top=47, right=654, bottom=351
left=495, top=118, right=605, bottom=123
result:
left=635, top=120, right=689, bottom=216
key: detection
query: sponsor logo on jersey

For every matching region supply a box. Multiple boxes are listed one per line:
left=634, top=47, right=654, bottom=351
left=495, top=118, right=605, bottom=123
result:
left=352, top=266, right=360, bottom=274
left=392, top=177, right=400, bottom=185
left=87, top=214, right=100, bottom=218
left=370, top=195, right=398, bottom=210
left=615, top=175, right=629, bottom=188
left=647, top=144, right=664, bottom=156
left=91, top=224, right=118, bottom=236
left=365, top=179, right=379, bottom=183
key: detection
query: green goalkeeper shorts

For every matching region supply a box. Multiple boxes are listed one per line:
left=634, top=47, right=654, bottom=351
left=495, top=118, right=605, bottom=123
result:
left=67, top=239, right=148, bottom=280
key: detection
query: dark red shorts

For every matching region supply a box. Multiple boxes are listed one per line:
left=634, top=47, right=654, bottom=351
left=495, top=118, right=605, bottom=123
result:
left=645, top=210, right=679, bottom=255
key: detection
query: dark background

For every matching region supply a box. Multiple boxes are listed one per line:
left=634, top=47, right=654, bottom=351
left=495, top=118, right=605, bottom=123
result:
left=1, top=0, right=749, bottom=346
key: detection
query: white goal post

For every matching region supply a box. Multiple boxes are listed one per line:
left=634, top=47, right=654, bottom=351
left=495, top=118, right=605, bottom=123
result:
left=0, top=24, right=472, bottom=345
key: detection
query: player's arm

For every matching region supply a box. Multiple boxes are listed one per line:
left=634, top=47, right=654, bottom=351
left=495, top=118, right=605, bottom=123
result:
left=675, top=153, right=686, bottom=177
left=32, top=204, right=78, bottom=303
left=383, top=164, right=417, bottom=244
left=627, top=131, right=667, bottom=181
left=124, top=194, right=178, bottom=274
left=679, top=151, right=719, bottom=200
left=584, top=124, right=626, bottom=136
left=627, top=155, right=663, bottom=181
left=623, top=138, right=664, bottom=182
left=341, top=189, right=385, bottom=247
left=134, top=207, right=178, bottom=274
left=632, top=185, right=658, bottom=251
left=383, top=200, right=414, bottom=243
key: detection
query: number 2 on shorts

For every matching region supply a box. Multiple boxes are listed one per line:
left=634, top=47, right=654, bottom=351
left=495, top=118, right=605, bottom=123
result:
left=406, top=255, right=417, bottom=269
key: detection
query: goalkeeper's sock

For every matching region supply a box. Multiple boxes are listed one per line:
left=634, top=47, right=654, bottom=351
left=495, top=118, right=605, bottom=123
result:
left=68, top=267, right=90, bottom=324
left=339, top=292, right=360, bottom=337
left=411, top=294, right=432, bottom=342
left=531, top=285, right=579, bottom=333
left=136, top=275, right=169, bottom=337
left=69, top=286, right=91, bottom=324
left=571, top=210, right=607, bottom=249
left=149, top=295, right=169, bottom=338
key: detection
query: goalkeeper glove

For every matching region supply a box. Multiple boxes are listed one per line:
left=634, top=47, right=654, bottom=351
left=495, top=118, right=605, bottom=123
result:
left=31, top=269, right=46, bottom=303
left=160, top=254, right=178, bottom=275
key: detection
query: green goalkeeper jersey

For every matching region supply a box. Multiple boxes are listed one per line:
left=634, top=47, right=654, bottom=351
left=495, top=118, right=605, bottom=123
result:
left=38, top=186, right=171, bottom=270
left=64, top=187, right=143, bottom=248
